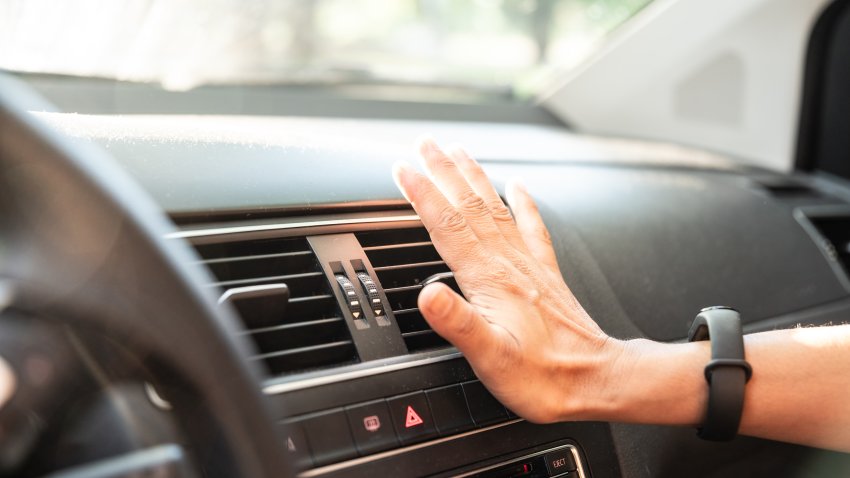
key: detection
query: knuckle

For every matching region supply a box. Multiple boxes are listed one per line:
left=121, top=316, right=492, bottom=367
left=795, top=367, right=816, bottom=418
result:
left=489, top=202, right=514, bottom=224
left=508, top=252, right=534, bottom=275
left=433, top=155, right=456, bottom=172
left=481, top=258, right=529, bottom=296
left=524, top=287, right=543, bottom=305
left=430, top=204, right=467, bottom=234
left=486, top=258, right=514, bottom=285
left=456, top=190, right=488, bottom=216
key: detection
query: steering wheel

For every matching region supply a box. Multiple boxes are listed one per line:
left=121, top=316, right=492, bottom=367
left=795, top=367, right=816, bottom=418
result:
left=0, top=77, right=292, bottom=476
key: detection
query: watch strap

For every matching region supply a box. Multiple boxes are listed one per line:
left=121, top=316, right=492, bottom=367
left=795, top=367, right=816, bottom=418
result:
left=688, top=306, right=752, bottom=441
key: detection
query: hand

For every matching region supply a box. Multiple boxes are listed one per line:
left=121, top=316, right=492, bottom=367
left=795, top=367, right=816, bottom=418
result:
left=392, top=138, right=631, bottom=423
left=395, top=139, right=850, bottom=452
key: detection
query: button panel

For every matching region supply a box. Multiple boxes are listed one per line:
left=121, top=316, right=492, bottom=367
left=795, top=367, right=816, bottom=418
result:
left=544, top=447, right=577, bottom=476
left=387, top=391, right=439, bottom=445
left=279, top=421, right=312, bottom=470
left=345, top=399, right=398, bottom=455
left=463, top=380, right=508, bottom=426
left=297, top=409, right=357, bottom=466
left=283, top=380, right=517, bottom=467
left=426, top=384, right=475, bottom=435
left=459, top=443, right=584, bottom=477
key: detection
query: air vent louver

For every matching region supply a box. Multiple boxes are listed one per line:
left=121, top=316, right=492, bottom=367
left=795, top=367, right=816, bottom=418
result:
left=356, top=228, right=460, bottom=353
left=809, top=216, right=850, bottom=277
left=194, top=236, right=357, bottom=376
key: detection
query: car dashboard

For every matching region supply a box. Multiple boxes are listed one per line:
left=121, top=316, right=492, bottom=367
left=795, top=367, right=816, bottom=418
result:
left=31, top=111, right=850, bottom=478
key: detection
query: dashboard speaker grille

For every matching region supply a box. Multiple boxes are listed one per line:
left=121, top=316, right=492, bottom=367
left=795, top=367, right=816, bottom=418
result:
left=193, top=236, right=358, bottom=376
left=356, top=228, right=458, bottom=353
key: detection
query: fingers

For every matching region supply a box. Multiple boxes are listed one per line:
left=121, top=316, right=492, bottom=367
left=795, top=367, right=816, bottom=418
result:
left=446, top=146, right=529, bottom=254
left=416, top=138, right=504, bottom=247
left=392, top=161, right=489, bottom=270
left=396, top=137, right=561, bottom=277
left=418, top=282, right=509, bottom=363
left=506, top=179, right=562, bottom=274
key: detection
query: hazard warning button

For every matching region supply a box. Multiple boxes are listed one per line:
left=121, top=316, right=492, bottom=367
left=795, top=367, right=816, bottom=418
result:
left=387, top=392, right=437, bottom=445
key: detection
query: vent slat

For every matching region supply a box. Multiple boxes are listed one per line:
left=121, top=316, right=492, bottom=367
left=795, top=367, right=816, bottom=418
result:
left=356, top=227, right=458, bottom=353
left=401, top=330, right=450, bottom=351
left=241, top=317, right=345, bottom=335
left=205, top=253, right=318, bottom=283
left=257, top=342, right=358, bottom=374
left=356, top=228, right=431, bottom=247
left=285, top=295, right=338, bottom=320
left=196, top=236, right=311, bottom=259
left=393, top=307, right=420, bottom=316
left=384, top=285, right=424, bottom=293
left=372, top=260, right=447, bottom=272
left=210, top=272, right=327, bottom=296
left=253, top=340, right=355, bottom=359
left=365, top=243, right=442, bottom=267
left=362, top=241, right=433, bottom=251
left=401, top=330, right=437, bottom=339
left=374, top=262, right=451, bottom=289
left=192, top=235, right=357, bottom=376
left=199, top=250, right=314, bottom=265
left=395, top=309, right=430, bottom=334
left=385, top=287, right=422, bottom=312
left=250, top=318, right=351, bottom=355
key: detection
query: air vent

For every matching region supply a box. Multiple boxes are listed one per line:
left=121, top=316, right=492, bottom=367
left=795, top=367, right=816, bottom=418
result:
left=808, top=216, right=850, bottom=276
left=194, top=236, right=358, bottom=376
left=356, top=227, right=460, bottom=353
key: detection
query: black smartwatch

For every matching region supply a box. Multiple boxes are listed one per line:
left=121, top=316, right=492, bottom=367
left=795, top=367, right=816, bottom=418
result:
left=688, top=306, right=752, bottom=441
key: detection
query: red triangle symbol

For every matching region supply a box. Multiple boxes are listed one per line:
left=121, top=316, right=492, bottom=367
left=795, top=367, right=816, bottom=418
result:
left=404, top=405, right=424, bottom=428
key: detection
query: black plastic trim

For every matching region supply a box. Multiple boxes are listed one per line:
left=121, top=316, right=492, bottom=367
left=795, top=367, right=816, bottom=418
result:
left=793, top=205, right=850, bottom=291
left=795, top=0, right=850, bottom=171
left=171, top=200, right=413, bottom=225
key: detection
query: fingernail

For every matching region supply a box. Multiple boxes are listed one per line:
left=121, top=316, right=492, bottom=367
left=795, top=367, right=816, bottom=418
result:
left=426, top=285, right=453, bottom=318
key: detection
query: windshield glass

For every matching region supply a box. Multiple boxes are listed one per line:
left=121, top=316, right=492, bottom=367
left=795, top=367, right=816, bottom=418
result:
left=0, top=0, right=653, bottom=96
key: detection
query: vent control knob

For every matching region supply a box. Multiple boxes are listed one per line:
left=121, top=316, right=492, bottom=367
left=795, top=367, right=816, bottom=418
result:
left=335, top=274, right=367, bottom=328
left=356, top=272, right=382, bottom=316
left=356, top=272, right=391, bottom=327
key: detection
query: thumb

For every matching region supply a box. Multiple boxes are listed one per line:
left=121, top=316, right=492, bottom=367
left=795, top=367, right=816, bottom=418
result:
left=418, top=283, right=501, bottom=359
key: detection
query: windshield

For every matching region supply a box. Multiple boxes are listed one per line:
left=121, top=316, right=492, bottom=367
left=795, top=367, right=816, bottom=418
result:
left=0, top=0, right=653, bottom=97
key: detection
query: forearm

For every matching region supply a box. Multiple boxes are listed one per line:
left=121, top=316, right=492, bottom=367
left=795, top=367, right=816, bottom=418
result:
left=738, top=325, right=850, bottom=450
left=595, top=325, right=850, bottom=452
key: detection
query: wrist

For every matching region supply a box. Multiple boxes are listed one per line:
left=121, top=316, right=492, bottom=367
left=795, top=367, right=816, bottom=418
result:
left=580, top=338, right=711, bottom=426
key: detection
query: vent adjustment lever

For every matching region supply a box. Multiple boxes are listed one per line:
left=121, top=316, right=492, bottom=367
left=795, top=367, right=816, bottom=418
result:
left=355, top=271, right=391, bottom=326
left=334, top=274, right=369, bottom=329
